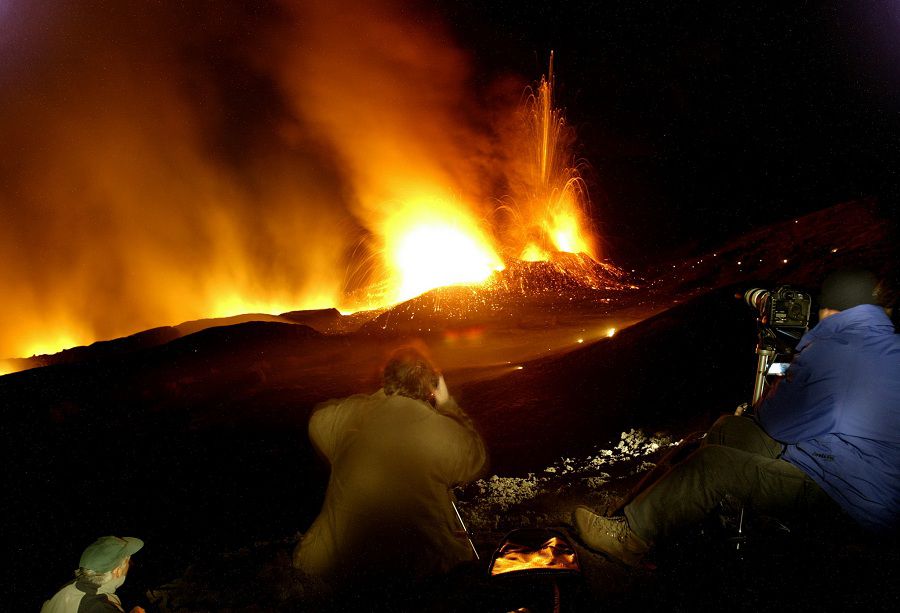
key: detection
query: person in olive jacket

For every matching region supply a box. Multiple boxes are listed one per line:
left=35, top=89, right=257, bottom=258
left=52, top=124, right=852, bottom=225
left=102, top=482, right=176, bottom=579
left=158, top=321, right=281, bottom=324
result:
left=293, top=346, right=487, bottom=585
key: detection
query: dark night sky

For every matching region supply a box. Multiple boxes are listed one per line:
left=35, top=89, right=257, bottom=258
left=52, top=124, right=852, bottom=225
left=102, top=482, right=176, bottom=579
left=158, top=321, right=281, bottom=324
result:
left=439, top=0, right=900, bottom=264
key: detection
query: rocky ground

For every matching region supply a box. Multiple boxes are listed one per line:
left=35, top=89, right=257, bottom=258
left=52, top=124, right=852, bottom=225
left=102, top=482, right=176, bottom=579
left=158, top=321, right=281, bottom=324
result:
left=140, top=427, right=899, bottom=612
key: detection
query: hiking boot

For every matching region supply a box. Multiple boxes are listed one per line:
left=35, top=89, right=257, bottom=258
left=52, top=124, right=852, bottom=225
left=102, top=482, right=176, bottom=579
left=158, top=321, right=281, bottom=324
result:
left=573, top=506, right=650, bottom=567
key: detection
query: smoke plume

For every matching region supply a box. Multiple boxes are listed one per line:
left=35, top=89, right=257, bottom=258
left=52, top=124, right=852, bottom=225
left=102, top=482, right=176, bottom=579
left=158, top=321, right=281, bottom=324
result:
left=0, top=0, right=504, bottom=360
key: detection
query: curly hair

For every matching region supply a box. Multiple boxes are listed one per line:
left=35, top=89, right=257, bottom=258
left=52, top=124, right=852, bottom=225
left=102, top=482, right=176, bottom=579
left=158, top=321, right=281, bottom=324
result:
left=383, top=347, right=440, bottom=403
left=74, top=557, right=128, bottom=586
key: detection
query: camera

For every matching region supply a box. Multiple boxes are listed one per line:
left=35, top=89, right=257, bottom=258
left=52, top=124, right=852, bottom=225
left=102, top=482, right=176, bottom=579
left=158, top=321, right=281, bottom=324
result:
left=743, top=286, right=812, bottom=329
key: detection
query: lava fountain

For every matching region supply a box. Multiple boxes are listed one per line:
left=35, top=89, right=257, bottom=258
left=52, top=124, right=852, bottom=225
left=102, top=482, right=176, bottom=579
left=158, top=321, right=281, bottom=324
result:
left=497, top=52, right=598, bottom=263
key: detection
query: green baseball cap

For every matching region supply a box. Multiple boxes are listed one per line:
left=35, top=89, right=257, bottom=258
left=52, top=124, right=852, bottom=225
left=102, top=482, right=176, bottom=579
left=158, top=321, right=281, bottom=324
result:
left=79, top=536, right=144, bottom=572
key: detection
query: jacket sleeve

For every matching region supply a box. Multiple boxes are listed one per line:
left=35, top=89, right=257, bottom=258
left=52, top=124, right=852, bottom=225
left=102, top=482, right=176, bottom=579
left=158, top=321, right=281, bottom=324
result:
left=80, top=593, right=126, bottom=613
left=308, top=396, right=360, bottom=463
left=434, top=396, right=488, bottom=483
left=757, top=339, right=842, bottom=443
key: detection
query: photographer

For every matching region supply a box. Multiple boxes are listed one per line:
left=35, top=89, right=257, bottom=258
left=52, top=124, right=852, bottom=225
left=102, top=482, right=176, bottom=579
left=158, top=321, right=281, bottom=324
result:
left=293, top=346, right=487, bottom=587
left=574, top=269, right=900, bottom=566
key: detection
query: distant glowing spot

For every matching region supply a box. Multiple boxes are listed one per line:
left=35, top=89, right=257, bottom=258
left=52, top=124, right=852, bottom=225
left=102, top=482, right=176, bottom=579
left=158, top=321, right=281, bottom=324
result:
left=831, top=248, right=838, bottom=253
left=577, top=338, right=584, bottom=344
left=782, top=259, right=788, bottom=264
left=606, top=328, right=616, bottom=338
left=516, top=365, right=524, bottom=370
left=737, top=261, right=742, bottom=265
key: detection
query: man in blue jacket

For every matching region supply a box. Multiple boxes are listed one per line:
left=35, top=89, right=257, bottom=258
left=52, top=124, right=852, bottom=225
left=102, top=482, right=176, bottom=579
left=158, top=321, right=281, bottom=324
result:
left=575, top=269, right=900, bottom=566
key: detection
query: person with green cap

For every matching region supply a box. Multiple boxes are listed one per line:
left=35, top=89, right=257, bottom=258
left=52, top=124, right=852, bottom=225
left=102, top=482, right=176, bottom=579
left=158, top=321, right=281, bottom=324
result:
left=41, top=536, right=145, bottom=613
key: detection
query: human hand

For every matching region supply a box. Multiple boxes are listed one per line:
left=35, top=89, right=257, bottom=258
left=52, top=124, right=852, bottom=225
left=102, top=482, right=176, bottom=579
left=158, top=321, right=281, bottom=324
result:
left=433, top=375, right=449, bottom=407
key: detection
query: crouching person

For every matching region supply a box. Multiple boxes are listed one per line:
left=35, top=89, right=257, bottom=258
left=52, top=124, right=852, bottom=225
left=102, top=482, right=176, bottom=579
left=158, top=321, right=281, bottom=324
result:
left=575, top=268, right=900, bottom=566
left=293, top=346, right=487, bottom=591
left=42, top=536, right=145, bottom=613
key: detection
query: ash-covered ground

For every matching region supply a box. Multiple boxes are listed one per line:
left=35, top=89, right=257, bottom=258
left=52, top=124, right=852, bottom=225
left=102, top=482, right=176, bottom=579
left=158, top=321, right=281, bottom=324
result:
left=3, top=200, right=899, bottom=611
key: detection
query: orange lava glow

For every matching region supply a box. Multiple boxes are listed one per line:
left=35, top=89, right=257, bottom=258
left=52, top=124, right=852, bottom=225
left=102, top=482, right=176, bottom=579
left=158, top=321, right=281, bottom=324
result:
left=0, top=360, right=19, bottom=377
left=381, top=200, right=503, bottom=302
left=548, top=207, right=594, bottom=255
left=443, top=326, right=487, bottom=344
left=490, top=536, right=579, bottom=575
left=392, top=224, right=501, bottom=301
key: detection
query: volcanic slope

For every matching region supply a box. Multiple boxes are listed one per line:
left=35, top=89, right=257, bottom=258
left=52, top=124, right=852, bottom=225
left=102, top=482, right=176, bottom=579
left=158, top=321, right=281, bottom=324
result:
left=361, top=252, right=638, bottom=335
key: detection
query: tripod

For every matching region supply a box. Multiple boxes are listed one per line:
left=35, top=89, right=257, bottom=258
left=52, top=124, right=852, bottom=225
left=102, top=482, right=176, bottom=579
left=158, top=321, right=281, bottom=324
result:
left=729, top=321, right=806, bottom=550
left=740, top=323, right=804, bottom=415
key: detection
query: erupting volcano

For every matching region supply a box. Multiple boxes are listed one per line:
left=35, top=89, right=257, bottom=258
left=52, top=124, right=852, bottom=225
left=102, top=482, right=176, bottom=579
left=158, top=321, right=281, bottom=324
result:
left=363, top=53, right=607, bottom=306
left=0, top=38, right=607, bottom=369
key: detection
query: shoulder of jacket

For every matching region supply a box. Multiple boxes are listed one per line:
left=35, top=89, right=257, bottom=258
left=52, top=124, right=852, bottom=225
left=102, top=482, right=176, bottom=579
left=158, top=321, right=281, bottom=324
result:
left=80, top=592, right=125, bottom=613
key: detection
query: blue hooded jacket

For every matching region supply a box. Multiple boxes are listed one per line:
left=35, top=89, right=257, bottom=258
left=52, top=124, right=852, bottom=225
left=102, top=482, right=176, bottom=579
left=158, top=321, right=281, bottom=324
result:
left=758, top=304, right=900, bottom=532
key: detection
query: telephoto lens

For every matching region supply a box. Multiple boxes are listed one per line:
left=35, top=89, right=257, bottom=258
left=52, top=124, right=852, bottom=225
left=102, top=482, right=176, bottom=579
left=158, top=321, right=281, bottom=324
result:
left=743, top=288, right=769, bottom=311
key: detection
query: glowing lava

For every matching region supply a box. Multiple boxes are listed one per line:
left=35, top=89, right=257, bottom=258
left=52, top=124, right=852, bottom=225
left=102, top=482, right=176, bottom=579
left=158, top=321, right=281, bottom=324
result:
left=383, top=203, right=503, bottom=302
left=393, top=226, right=498, bottom=298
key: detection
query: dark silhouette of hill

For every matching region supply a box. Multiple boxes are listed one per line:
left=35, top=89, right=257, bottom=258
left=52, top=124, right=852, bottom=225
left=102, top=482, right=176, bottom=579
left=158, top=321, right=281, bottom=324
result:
left=457, top=285, right=757, bottom=474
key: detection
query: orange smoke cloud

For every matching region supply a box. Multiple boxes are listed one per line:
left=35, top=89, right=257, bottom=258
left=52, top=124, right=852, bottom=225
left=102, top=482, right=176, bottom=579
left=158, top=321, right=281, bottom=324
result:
left=0, top=2, right=367, bottom=359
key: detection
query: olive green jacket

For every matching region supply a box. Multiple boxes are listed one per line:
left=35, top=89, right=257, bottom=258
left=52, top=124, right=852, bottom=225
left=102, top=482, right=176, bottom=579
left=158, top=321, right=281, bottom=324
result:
left=293, top=389, right=487, bottom=581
